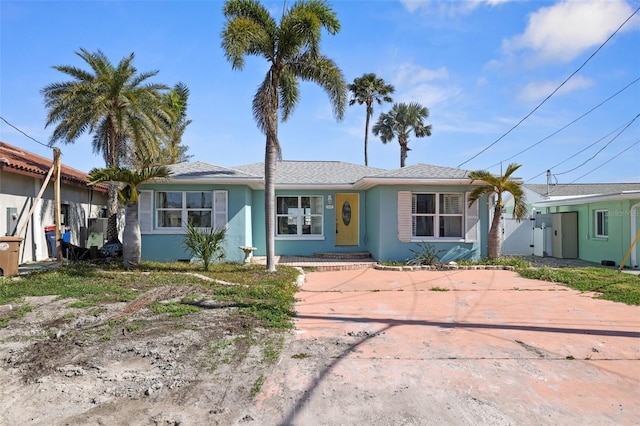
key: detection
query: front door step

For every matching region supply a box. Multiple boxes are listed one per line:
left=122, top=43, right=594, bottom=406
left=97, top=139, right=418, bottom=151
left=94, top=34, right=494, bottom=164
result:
left=312, top=252, right=372, bottom=260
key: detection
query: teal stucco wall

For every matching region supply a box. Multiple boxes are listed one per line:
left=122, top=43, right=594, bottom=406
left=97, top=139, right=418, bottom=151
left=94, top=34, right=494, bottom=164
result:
left=366, top=185, right=489, bottom=262
left=541, top=198, right=640, bottom=267
left=138, top=184, right=252, bottom=263
left=250, top=189, right=369, bottom=256
left=137, top=182, right=493, bottom=264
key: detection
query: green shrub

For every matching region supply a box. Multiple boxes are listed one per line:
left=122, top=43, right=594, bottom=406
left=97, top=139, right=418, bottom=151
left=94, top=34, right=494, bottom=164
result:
left=182, top=223, right=227, bottom=271
left=407, top=242, right=443, bottom=266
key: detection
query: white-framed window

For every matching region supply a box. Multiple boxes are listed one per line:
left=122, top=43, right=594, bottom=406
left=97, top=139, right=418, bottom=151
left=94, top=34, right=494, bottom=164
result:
left=276, top=196, right=323, bottom=237
left=412, top=193, right=464, bottom=238
left=594, top=209, right=608, bottom=238
left=139, top=190, right=227, bottom=233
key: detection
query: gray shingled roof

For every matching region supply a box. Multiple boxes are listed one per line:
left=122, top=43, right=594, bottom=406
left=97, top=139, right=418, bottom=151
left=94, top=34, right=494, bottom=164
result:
left=370, top=163, right=471, bottom=179
left=526, top=183, right=640, bottom=197
left=233, top=161, right=386, bottom=185
left=168, top=161, right=260, bottom=180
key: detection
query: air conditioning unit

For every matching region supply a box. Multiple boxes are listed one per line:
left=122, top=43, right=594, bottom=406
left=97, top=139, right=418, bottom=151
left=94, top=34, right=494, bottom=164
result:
left=87, top=218, right=108, bottom=249
left=88, top=218, right=108, bottom=234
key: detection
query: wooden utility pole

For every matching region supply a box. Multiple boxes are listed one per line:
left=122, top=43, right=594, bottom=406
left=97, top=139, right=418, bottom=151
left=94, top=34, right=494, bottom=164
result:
left=53, top=148, right=62, bottom=262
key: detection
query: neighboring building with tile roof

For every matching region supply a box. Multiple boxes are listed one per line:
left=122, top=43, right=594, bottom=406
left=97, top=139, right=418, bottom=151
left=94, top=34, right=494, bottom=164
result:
left=0, top=141, right=109, bottom=267
left=0, top=141, right=108, bottom=191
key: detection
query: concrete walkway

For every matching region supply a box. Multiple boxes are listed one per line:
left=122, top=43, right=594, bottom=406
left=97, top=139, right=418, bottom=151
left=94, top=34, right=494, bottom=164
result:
left=259, top=268, right=640, bottom=425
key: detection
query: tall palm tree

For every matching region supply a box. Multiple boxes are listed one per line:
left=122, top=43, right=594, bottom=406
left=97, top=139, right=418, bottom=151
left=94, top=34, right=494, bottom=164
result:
left=221, top=0, right=347, bottom=272
left=88, top=165, right=172, bottom=267
left=160, top=82, right=193, bottom=164
left=467, top=163, right=527, bottom=259
left=372, top=102, right=432, bottom=168
left=42, top=48, right=174, bottom=241
left=125, top=82, right=193, bottom=168
left=347, top=73, right=394, bottom=166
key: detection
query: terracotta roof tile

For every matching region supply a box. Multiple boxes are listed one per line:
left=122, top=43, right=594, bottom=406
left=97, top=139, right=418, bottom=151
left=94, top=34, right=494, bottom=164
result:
left=0, top=141, right=107, bottom=192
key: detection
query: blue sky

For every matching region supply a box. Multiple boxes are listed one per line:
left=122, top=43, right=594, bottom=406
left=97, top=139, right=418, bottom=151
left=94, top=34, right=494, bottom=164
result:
left=1, top=0, right=639, bottom=184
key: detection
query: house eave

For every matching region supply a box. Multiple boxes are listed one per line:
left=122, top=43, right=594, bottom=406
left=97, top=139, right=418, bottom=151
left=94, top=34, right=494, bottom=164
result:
left=275, top=184, right=355, bottom=191
left=533, top=191, right=640, bottom=207
left=163, top=177, right=264, bottom=189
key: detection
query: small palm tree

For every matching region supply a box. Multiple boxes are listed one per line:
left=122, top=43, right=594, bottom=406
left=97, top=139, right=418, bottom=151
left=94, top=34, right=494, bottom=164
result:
left=42, top=48, right=174, bottom=241
left=182, top=223, right=227, bottom=272
left=347, top=73, right=394, bottom=166
left=467, top=163, right=527, bottom=259
left=372, top=102, right=432, bottom=168
left=221, top=0, right=347, bottom=271
left=88, top=165, right=172, bottom=267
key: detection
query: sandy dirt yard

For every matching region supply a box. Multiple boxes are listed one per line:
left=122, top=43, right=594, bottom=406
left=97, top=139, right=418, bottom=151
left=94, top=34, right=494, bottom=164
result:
left=1, top=268, right=639, bottom=425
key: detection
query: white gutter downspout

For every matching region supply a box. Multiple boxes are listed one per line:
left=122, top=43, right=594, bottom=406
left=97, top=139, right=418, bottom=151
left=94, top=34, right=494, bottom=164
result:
left=631, top=202, right=640, bottom=268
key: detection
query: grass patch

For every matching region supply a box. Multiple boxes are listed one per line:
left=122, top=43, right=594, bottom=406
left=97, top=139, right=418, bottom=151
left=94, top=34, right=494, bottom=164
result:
left=0, top=263, right=137, bottom=306
left=261, top=334, right=284, bottom=364
left=459, top=256, right=531, bottom=269
left=0, top=304, right=32, bottom=327
left=377, top=261, right=405, bottom=267
left=0, top=261, right=301, bottom=329
left=519, top=267, right=640, bottom=305
left=150, top=301, right=201, bottom=317
left=250, top=375, right=265, bottom=398
left=203, top=337, right=238, bottom=372
left=430, top=286, right=449, bottom=292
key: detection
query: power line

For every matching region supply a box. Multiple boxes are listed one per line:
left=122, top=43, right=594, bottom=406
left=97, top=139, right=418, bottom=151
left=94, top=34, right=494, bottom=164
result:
left=0, top=115, right=50, bottom=148
left=565, top=138, right=640, bottom=185
left=526, top=118, right=635, bottom=181
left=487, top=76, right=640, bottom=170
left=553, top=113, right=639, bottom=176
left=458, top=4, right=640, bottom=168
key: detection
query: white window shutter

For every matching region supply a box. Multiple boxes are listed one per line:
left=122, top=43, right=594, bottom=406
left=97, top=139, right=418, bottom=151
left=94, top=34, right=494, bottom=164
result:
left=139, top=190, right=153, bottom=234
left=398, top=191, right=412, bottom=242
left=214, top=190, right=228, bottom=230
left=465, top=192, right=479, bottom=242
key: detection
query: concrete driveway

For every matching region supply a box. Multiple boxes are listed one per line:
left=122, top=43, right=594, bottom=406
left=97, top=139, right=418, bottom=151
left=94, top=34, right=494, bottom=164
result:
left=256, top=268, right=640, bottom=425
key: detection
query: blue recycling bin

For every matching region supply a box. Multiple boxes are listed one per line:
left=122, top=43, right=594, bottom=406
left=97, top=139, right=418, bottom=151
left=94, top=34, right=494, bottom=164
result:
left=45, top=226, right=56, bottom=258
left=44, top=227, right=70, bottom=258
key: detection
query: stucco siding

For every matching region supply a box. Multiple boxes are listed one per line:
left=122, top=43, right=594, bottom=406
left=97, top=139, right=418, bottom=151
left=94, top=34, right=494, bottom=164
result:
left=542, top=199, right=640, bottom=267
left=1, top=171, right=107, bottom=262
left=369, top=185, right=487, bottom=262
left=139, top=184, right=251, bottom=263
left=364, top=187, right=382, bottom=260
left=249, top=189, right=369, bottom=256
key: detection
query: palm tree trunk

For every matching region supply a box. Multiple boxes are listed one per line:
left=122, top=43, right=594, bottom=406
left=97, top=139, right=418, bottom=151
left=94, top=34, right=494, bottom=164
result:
left=123, top=201, right=141, bottom=268
left=400, top=144, right=407, bottom=168
left=364, top=103, right=372, bottom=166
left=265, top=141, right=277, bottom=272
left=107, top=185, right=119, bottom=242
left=488, top=204, right=503, bottom=259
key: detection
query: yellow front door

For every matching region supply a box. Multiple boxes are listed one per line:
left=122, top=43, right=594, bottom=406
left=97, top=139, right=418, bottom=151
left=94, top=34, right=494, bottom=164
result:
left=336, top=193, right=359, bottom=246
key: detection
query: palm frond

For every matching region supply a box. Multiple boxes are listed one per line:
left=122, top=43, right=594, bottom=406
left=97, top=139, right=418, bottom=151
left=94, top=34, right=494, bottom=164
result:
left=289, top=53, right=346, bottom=120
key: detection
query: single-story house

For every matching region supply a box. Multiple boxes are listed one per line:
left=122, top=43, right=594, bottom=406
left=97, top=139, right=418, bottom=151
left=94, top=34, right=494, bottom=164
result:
left=531, top=183, right=640, bottom=268
left=138, top=161, right=492, bottom=263
left=0, top=141, right=109, bottom=263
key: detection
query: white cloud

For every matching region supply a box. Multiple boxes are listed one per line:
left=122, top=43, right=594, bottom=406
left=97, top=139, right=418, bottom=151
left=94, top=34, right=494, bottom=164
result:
left=394, top=62, right=449, bottom=87
left=390, top=62, right=460, bottom=107
left=399, top=0, right=511, bottom=15
left=517, top=75, right=595, bottom=102
left=503, top=0, right=637, bottom=64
